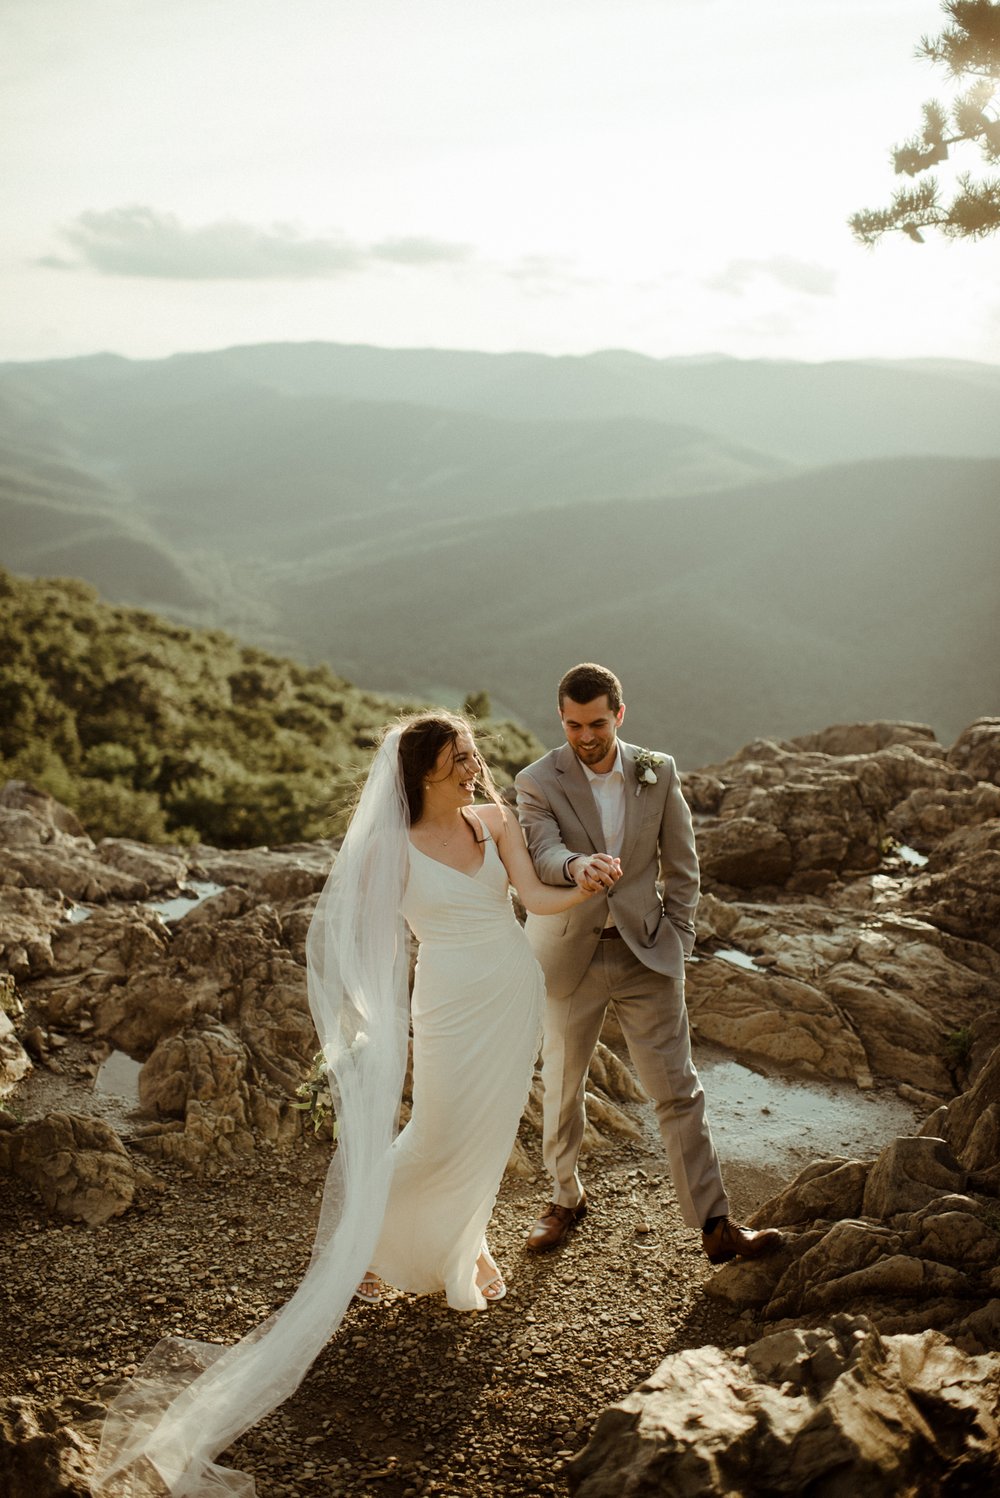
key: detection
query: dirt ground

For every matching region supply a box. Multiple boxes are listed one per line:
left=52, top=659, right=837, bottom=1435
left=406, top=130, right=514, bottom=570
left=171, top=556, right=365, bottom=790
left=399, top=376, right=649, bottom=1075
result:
left=1, top=1037, right=793, bottom=1498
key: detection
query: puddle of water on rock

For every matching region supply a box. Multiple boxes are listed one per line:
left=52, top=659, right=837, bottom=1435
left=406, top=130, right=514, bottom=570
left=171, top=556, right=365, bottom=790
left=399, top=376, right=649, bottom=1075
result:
left=714, top=948, right=761, bottom=972
left=94, top=1050, right=143, bottom=1102
left=148, top=880, right=225, bottom=921
left=695, top=1046, right=923, bottom=1171
left=896, top=845, right=929, bottom=867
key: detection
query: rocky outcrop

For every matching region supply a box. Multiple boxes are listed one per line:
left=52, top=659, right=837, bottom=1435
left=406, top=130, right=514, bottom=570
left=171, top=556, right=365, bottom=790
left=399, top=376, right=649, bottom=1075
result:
left=0, top=781, right=173, bottom=906
left=0, top=1112, right=154, bottom=1226
left=0, top=1395, right=100, bottom=1498
left=690, top=1027, right=1000, bottom=1379
left=683, top=718, right=1000, bottom=1099
left=905, top=831, right=1000, bottom=950
left=2, top=714, right=997, bottom=1189
left=704, top=1121, right=1000, bottom=1346
left=690, top=890, right=995, bottom=1098
left=2, top=720, right=1000, bottom=1495
left=569, top=1315, right=1000, bottom=1497
left=0, top=782, right=642, bottom=1188
left=947, top=717, right=1000, bottom=786
left=689, top=725, right=995, bottom=902
left=921, top=1036, right=1000, bottom=1194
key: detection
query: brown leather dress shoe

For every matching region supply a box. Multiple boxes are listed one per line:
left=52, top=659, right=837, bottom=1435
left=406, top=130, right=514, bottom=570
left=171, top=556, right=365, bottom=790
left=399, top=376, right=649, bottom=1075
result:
left=702, top=1218, right=784, bottom=1265
left=526, top=1195, right=588, bottom=1254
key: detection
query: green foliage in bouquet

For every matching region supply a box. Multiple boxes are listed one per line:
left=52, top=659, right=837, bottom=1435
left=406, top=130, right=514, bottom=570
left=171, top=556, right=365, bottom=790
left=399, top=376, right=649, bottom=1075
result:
left=292, top=1052, right=338, bottom=1137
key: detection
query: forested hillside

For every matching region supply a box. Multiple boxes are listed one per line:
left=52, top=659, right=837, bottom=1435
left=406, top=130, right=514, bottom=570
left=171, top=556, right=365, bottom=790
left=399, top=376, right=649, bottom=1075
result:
left=0, top=569, right=541, bottom=847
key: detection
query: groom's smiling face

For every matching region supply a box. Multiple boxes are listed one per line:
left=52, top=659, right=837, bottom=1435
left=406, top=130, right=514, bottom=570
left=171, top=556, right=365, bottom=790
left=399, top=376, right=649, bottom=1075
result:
left=560, top=695, right=626, bottom=775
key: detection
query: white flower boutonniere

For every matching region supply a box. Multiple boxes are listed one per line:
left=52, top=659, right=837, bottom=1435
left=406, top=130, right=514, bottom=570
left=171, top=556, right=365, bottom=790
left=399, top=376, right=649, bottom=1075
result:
left=633, top=748, right=666, bottom=796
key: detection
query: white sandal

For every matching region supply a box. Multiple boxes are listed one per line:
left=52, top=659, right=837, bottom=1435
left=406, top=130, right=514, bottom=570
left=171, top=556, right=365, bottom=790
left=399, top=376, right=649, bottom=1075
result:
left=354, top=1273, right=384, bottom=1304
left=478, top=1274, right=507, bottom=1303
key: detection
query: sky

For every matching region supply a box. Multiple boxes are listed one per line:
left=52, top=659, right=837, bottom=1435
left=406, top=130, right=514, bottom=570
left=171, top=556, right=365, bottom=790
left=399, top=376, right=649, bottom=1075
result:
left=3, top=0, right=998, bottom=366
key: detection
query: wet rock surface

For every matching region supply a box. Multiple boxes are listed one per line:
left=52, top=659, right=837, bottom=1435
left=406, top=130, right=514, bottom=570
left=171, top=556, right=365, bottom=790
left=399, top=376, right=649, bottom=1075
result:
left=2, top=718, right=999, bottom=1495
left=686, top=717, right=999, bottom=1101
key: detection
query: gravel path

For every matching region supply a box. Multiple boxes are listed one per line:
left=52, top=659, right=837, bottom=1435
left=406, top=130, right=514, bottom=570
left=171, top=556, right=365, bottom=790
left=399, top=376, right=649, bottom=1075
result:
left=1, top=1093, right=783, bottom=1498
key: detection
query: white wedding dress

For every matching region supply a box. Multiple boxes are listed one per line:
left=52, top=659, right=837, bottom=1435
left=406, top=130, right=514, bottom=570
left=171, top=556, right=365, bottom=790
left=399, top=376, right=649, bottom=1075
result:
left=371, top=819, right=544, bottom=1309
left=93, top=807, right=543, bottom=1495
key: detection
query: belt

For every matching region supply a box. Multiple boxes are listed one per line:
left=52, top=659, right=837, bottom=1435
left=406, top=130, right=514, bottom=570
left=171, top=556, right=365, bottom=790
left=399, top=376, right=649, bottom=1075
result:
left=598, top=926, right=622, bottom=941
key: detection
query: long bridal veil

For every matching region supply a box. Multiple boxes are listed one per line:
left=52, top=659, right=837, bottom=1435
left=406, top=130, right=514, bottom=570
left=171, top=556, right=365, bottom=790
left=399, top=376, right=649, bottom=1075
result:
left=93, top=730, right=412, bottom=1496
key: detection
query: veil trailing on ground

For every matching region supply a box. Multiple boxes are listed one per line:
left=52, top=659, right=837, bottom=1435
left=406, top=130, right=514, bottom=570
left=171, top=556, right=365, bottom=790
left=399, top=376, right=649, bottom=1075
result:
left=93, top=730, right=412, bottom=1496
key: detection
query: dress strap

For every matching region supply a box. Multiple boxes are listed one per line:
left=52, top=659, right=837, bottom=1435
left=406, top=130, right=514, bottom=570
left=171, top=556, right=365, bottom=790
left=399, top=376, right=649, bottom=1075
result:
left=466, top=808, right=492, bottom=845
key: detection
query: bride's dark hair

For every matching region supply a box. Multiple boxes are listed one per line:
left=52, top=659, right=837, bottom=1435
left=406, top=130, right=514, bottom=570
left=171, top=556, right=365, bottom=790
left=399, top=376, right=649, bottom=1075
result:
left=394, top=712, right=503, bottom=824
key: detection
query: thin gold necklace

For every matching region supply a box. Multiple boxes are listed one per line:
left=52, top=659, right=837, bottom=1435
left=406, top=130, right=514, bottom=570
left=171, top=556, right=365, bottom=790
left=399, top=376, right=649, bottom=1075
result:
left=421, top=810, right=467, bottom=849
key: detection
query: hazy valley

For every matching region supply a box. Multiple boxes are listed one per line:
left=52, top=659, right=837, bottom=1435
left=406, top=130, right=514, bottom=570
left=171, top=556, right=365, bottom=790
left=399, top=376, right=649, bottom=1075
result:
left=2, top=342, right=997, bottom=763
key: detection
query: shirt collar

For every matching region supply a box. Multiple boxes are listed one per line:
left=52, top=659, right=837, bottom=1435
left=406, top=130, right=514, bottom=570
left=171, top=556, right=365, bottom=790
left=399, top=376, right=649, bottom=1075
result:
left=582, top=743, right=624, bottom=784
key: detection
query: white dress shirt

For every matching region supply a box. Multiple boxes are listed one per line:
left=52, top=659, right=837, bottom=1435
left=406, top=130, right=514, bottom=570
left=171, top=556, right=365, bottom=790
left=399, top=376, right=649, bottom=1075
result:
left=582, top=745, right=626, bottom=856
left=582, top=746, right=625, bottom=928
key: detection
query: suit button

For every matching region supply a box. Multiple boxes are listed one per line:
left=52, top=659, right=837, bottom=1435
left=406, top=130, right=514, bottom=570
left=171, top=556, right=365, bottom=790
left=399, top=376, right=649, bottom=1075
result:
left=593, top=927, right=602, bottom=935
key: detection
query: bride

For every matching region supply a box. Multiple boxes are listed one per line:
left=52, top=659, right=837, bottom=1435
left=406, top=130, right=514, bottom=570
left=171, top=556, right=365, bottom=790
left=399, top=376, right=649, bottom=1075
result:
left=94, top=711, right=617, bottom=1496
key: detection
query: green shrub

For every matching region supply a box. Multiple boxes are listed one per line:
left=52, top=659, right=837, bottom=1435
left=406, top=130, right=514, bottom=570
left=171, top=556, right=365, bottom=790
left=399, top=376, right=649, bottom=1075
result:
left=0, top=567, right=544, bottom=848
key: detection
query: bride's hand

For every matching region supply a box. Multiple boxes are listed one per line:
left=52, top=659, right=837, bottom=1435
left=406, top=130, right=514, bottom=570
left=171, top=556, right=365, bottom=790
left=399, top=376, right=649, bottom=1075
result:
left=577, top=854, right=622, bottom=891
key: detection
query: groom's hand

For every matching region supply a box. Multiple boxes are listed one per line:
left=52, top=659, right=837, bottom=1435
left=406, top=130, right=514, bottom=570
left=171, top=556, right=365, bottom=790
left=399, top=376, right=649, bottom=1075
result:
left=570, top=854, right=622, bottom=892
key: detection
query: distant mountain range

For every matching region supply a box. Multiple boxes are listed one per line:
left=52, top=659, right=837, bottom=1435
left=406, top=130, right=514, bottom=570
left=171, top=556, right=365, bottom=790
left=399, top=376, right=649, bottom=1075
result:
left=1, top=342, right=998, bottom=763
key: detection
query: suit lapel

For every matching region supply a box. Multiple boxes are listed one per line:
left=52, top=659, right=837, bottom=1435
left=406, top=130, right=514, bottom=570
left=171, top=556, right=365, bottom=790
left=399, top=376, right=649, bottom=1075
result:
left=617, top=743, right=645, bottom=870
left=554, top=743, right=605, bottom=851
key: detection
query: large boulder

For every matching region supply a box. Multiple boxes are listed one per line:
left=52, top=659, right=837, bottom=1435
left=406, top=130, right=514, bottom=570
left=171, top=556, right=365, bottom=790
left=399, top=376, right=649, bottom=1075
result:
left=862, top=1136, right=967, bottom=1218
left=948, top=718, right=1000, bottom=786
left=0, top=795, right=151, bottom=905
left=569, top=1316, right=1000, bottom=1497
left=0, top=888, right=66, bottom=980
left=695, top=818, right=793, bottom=889
left=94, top=837, right=189, bottom=892
left=686, top=958, right=872, bottom=1085
left=135, top=1024, right=259, bottom=1171
left=0, top=780, right=87, bottom=837
left=190, top=843, right=333, bottom=907
left=906, top=838, right=1000, bottom=951
left=743, top=1156, right=869, bottom=1227
left=887, top=782, right=1000, bottom=850
left=692, top=892, right=988, bottom=1097
left=790, top=721, right=944, bottom=757
left=0, top=1112, right=146, bottom=1226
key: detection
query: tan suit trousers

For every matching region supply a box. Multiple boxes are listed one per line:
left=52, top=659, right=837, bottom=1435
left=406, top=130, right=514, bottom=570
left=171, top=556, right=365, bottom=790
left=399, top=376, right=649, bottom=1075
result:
left=542, top=940, right=729, bottom=1229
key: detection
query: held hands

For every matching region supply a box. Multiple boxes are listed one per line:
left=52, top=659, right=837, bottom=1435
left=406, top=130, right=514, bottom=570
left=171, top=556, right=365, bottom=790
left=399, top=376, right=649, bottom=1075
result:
left=571, top=853, right=622, bottom=895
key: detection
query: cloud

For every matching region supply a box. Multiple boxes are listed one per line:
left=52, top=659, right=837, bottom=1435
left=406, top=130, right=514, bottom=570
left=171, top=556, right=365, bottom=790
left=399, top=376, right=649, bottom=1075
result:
left=503, top=254, right=598, bottom=296
left=44, top=206, right=474, bottom=280
left=371, top=235, right=471, bottom=266
left=706, top=256, right=838, bottom=298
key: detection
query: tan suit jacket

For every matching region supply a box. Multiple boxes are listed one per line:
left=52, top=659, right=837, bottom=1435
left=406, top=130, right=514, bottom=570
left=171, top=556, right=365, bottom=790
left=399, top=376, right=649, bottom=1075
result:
left=515, top=741, right=700, bottom=998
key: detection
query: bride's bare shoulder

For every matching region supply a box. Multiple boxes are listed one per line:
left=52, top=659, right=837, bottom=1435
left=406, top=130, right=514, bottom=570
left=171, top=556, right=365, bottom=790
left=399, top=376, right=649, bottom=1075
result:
left=475, top=801, right=523, bottom=845
left=472, top=801, right=508, bottom=836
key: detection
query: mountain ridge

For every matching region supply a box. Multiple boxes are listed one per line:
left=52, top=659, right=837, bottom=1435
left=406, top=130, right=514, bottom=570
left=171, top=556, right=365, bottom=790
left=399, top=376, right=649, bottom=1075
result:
left=1, top=341, right=997, bottom=767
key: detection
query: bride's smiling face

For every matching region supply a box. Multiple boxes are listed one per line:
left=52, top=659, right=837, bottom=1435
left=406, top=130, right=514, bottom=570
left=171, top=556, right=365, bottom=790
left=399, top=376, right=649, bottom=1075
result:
left=427, top=730, right=480, bottom=808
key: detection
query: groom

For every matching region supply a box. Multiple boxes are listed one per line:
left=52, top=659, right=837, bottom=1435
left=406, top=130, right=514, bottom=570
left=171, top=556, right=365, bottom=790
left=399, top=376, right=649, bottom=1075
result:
left=515, top=662, right=782, bottom=1264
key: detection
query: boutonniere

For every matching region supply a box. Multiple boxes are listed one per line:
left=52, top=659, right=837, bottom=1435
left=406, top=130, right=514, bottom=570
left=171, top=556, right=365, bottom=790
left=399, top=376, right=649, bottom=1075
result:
left=632, top=748, right=666, bottom=796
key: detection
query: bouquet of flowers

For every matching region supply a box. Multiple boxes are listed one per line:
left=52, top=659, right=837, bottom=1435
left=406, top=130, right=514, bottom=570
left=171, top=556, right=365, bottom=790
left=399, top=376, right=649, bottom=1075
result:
left=293, top=1052, right=338, bottom=1137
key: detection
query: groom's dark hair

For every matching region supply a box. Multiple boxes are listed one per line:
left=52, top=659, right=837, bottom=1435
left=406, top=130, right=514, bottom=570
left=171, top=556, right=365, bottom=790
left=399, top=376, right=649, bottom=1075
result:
left=558, top=663, right=623, bottom=713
